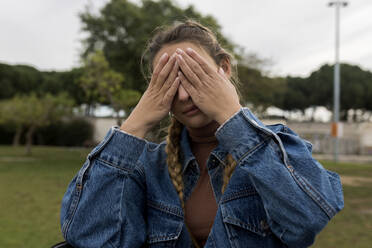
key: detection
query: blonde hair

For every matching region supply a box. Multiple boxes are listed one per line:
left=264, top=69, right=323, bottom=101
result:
left=165, top=117, right=237, bottom=248
left=165, top=117, right=237, bottom=211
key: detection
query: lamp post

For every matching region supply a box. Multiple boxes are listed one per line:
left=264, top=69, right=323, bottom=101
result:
left=328, top=0, right=348, bottom=162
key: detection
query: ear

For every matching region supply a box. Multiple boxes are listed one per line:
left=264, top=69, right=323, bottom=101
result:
left=219, top=57, right=232, bottom=78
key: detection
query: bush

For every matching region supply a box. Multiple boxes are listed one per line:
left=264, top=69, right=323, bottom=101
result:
left=0, top=125, right=15, bottom=144
left=35, top=118, right=94, bottom=146
left=0, top=118, right=94, bottom=147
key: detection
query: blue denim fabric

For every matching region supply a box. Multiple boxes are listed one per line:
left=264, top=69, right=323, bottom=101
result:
left=60, top=107, right=344, bottom=248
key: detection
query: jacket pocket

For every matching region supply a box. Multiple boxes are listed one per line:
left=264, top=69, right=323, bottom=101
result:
left=146, top=199, right=184, bottom=247
left=220, top=187, right=272, bottom=247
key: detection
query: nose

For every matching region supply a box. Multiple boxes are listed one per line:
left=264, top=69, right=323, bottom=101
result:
left=177, top=83, right=190, bottom=101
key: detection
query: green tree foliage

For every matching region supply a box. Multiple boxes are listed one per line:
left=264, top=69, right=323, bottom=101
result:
left=111, top=89, right=141, bottom=123
left=306, top=63, right=372, bottom=120
left=79, top=0, right=236, bottom=93
left=78, top=50, right=141, bottom=122
left=0, top=93, right=74, bottom=154
left=237, top=65, right=285, bottom=113
left=281, top=76, right=310, bottom=113
left=0, top=63, right=85, bottom=105
left=78, top=50, right=123, bottom=106
left=0, top=64, right=42, bottom=99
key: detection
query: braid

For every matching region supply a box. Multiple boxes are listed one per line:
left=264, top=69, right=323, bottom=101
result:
left=165, top=117, right=185, bottom=210
left=222, top=154, right=237, bottom=194
left=165, top=116, right=236, bottom=248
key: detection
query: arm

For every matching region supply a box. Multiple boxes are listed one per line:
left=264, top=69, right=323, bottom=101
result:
left=215, top=108, right=344, bottom=248
left=60, top=50, right=181, bottom=247
left=60, top=127, right=148, bottom=248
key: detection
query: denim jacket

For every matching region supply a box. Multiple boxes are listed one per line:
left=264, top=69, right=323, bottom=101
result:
left=60, top=108, right=344, bottom=248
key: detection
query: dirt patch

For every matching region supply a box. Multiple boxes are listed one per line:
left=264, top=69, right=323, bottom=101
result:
left=358, top=209, right=372, bottom=215
left=340, top=175, right=372, bottom=186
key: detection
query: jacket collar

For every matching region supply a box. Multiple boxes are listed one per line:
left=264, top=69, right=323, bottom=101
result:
left=179, top=126, right=228, bottom=174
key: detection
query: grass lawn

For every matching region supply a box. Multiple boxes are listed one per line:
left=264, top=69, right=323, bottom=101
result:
left=0, top=146, right=371, bottom=247
left=0, top=146, right=89, bottom=247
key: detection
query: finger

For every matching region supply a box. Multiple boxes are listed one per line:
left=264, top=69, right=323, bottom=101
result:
left=176, top=48, right=208, bottom=82
left=178, top=71, right=198, bottom=98
left=163, top=77, right=180, bottom=105
left=155, top=54, right=177, bottom=89
left=176, top=54, right=201, bottom=87
left=162, top=59, right=179, bottom=91
left=149, top=53, right=169, bottom=87
left=185, top=47, right=215, bottom=76
left=218, top=67, right=228, bottom=80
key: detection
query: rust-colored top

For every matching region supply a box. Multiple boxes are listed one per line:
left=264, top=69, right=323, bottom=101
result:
left=184, top=121, right=220, bottom=247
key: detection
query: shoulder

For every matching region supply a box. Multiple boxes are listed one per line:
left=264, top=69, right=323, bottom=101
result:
left=138, top=139, right=168, bottom=170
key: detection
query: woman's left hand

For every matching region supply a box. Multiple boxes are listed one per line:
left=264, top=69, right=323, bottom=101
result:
left=175, top=48, right=242, bottom=124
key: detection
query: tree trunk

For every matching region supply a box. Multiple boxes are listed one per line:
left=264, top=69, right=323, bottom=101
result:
left=310, top=107, right=316, bottom=122
left=25, top=126, right=36, bottom=156
left=116, top=115, right=122, bottom=126
left=13, top=126, right=23, bottom=146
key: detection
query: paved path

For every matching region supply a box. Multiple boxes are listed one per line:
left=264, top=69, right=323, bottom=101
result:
left=314, top=154, right=372, bottom=164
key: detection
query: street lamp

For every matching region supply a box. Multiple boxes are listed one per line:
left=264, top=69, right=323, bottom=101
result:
left=328, top=1, right=348, bottom=162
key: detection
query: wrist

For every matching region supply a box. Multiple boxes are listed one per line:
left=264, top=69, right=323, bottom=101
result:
left=215, top=105, right=242, bottom=125
left=120, top=115, right=152, bottom=139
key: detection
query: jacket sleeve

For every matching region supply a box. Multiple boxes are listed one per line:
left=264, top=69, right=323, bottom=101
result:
left=215, top=108, right=344, bottom=248
left=60, top=127, right=148, bottom=248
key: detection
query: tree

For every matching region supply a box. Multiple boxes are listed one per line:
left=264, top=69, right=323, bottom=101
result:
left=78, top=50, right=141, bottom=123
left=0, top=63, right=42, bottom=100
left=111, top=89, right=141, bottom=124
left=0, top=93, right=74, bottom=155
left=237, top=64, right=285, bottom=113
left=79, top=0, right=236, bottom=94
left=307, top=63, right=372, bottom=121
left=0, top=96, right=28, bottom=146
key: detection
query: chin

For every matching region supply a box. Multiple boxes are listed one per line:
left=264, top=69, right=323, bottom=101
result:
left=175, top=114, right=212, bottom=128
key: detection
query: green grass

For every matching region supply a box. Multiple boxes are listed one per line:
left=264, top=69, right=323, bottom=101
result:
left=311, top=161, right=372, bottom=248
left=0, top=145, right=371, bottom=247
left=0, top=146, right=89, bottom=247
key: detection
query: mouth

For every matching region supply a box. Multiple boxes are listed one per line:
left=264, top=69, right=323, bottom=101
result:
left=183, top=105, right=200, bottom=116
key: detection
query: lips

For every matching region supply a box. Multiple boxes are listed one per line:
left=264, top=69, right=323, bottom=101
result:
left=183, top=105, right=199, bottom=114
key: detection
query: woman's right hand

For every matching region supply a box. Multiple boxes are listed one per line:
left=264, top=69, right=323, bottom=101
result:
left=120, top=53, right=180, bottom=138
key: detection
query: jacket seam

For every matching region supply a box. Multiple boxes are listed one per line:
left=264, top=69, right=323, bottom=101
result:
left=62, top=128, right=117, bottom=240
left=237, top=136, right=271, bottom=164
left=117, top=174, right=126, bottom=247
left=291, top=170, right=336, bottom=219
left=220, top=187, right=258, bottom=203
left=147, top=199, right=184, bottom=218
left=96, top=157, right=133, bottom=173
left=241, top=110, right=337, bottom=220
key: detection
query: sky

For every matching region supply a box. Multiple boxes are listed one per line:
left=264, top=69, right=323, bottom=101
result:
left=0, top=0, right=371, bottom=77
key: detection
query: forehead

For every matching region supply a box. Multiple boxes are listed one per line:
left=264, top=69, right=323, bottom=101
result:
left=152, top=41, right=215, bottom=70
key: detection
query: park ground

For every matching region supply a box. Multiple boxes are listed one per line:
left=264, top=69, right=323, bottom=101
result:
left=0, top=146, right=371, bottom=247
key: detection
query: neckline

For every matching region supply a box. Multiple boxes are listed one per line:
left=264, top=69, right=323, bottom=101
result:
left=186, top=121, right=219, bottom=144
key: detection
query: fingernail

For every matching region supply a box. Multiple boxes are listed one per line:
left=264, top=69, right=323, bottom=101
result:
left=176, top=54, right=183, bottom=61
left=161, top=53, right=168, bottom=60
left=219, top=67, right=224, bottom=74
left=186, top=48, right=193, bottom=53
left=176, top=48, right=183, bottom=54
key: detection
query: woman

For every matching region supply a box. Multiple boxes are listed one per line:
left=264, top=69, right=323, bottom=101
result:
left=60, top=20, right=344, bottom=248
